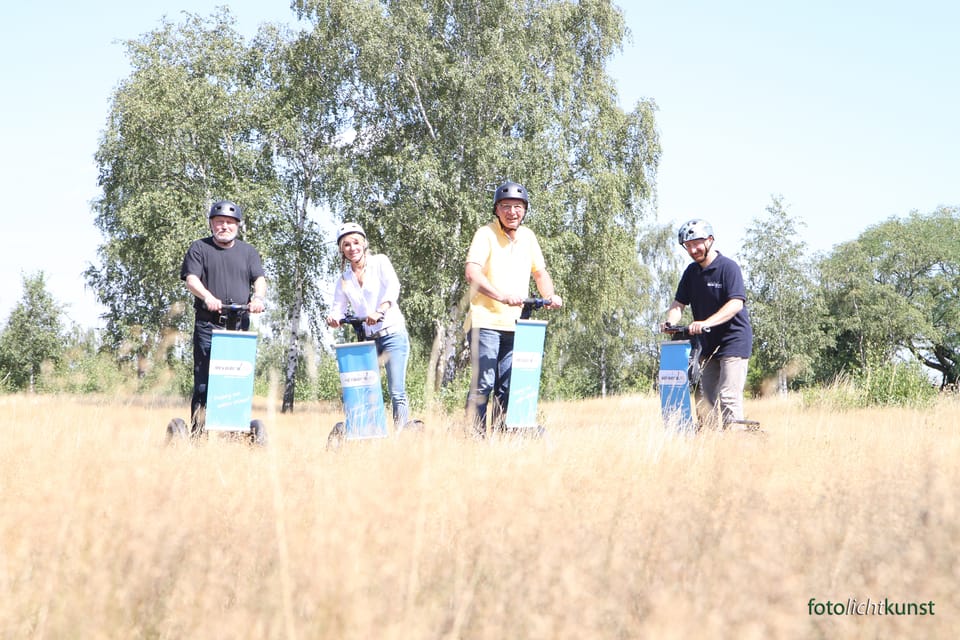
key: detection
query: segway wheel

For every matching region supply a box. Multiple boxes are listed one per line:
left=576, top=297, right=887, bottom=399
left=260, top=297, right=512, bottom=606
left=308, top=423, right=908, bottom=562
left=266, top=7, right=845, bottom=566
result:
left=400, top=419, right=425, bottom=434
left=727, top=419, right=762, bottom=433
left=166, top=418, right=189, bottom=443
left=327, top=421, right=346, bottom=452
left=250, top=419, right=268, bottom=447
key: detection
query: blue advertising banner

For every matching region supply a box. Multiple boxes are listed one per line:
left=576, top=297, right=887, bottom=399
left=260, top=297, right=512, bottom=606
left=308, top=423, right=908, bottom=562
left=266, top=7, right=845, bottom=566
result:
left=658, top=340, right=696, bottom=432
left=505, top=319, right=548, bottom=430
left=335, top=341, right=388, bottom=439
left=206, top=330, right=258, bottom=431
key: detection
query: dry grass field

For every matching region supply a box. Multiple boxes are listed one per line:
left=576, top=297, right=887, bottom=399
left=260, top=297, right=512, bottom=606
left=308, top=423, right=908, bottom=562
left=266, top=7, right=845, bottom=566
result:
left=0, top=391, right=956, bottom=639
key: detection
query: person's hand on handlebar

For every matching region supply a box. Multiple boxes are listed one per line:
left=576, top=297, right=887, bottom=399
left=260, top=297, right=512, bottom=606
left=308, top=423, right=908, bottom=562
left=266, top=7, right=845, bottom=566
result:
left=203, top=294, right=222, bottom=312
left=325, top=316, right=341, bottom=328
left=545, top=294, right=563, bottom=310
left=500, top=293, right=526, bottom=306
left=660, top=320, right=711, bottom=334
left=365, top=310, right=386, bottom=326
left=687, top=321, right=710, bottom=335
left=249, top=295, right=266, bottom=314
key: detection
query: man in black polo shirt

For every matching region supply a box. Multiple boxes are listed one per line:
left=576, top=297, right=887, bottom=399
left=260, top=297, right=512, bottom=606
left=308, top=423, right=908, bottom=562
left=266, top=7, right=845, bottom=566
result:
left=180, top=200, right=267, bottom=435
left=662, top=219, right=753, bottom=430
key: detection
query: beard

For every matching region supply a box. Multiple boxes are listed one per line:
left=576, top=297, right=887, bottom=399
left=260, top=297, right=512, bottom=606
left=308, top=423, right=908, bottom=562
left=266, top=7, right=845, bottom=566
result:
left=212, top=229, right=238, bottom=246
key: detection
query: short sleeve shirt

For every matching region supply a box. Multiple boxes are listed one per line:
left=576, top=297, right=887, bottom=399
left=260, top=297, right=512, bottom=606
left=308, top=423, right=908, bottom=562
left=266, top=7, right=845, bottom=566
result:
left=180, top=237, right=265, bottom=312
left=465, top=221, right=546, bottom=331
left=675, top=252, right=753, bottom=358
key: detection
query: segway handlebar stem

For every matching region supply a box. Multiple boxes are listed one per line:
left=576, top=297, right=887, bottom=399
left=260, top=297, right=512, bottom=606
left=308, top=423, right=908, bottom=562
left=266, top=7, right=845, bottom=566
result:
left=520, top=297, right=552, bottom=320
left=338, top=316, right=368, bottom=342
left=212, top=302, right=251, bottom=331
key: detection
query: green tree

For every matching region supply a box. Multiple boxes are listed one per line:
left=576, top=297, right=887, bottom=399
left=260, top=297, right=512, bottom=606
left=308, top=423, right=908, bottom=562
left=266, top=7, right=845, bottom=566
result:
left=818, top=206, right=960, bottom=387
left=88, top=11, right=338, bottom=409
left=741, top=196, right=826, bottom=393
left=250, top=24, right=343, bottom=411
left=633, top=222, right=687, bottom=389
left=294, top=0, right=660, bottom=400
left=86, top=9, right=275, bottom=371
left=0, top=273, right=65, bottom=392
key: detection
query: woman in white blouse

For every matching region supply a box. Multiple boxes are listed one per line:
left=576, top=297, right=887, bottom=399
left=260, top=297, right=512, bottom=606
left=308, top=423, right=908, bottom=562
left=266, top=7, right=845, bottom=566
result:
left=326, top=222, right=411, bottom=430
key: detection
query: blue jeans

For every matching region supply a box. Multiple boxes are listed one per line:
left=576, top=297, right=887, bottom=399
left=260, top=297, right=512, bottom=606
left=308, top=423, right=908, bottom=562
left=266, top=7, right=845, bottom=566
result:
left=375, top=329, right=410, bottom=429
left=467, top=328, right=515, bottom=435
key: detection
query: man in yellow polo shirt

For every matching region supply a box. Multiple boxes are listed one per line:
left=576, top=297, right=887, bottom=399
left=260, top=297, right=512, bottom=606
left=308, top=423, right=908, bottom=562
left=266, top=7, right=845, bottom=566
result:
left=464, top=180, right=563, bottom=436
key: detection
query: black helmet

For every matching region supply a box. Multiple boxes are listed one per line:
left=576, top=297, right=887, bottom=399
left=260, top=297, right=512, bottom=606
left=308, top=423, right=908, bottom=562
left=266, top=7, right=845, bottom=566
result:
left=208, top=200, right=242, bottom=221
left=493, top=181, right=529, bottom=212
left=678, top=219, right=713, bottom=245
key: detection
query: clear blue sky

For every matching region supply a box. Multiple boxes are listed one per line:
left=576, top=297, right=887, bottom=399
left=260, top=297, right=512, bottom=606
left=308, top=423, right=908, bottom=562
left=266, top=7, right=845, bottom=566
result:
left=2, top=1, right=957, bottom=329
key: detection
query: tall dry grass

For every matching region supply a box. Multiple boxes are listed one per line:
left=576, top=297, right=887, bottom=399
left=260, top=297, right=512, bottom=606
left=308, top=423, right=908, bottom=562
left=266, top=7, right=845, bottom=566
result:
left=0, top=392, right=956, bottom=639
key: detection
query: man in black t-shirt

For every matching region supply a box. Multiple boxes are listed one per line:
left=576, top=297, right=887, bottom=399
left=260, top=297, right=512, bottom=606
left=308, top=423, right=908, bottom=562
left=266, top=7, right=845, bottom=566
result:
left=180, top=200, right=266, bottom=434
left=662, top=219, right=753, bottom=430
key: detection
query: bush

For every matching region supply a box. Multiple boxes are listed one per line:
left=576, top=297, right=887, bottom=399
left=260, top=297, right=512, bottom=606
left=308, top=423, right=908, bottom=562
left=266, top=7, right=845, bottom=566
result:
left=802, top=359, right=937, bottom=409
left=856, top=359, right=937, bottom=408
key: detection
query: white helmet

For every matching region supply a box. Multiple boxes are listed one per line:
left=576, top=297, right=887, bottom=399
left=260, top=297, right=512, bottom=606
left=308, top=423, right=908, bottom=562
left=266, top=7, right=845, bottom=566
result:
left=336, top=222, right=366, bottom=244
left=678, top=219, right=714, bottom=245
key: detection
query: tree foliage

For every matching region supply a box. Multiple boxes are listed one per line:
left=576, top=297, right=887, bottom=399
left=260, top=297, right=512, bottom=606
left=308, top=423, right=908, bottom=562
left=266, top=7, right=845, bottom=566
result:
left=740, top=196, right=827, bottom=392
left=818, top=206, right=960, bottom=387
left=86, top=10, right=276, bottom=358
left=86, top=11, right=340, bottom=409
left=0, top=273, right=65, bottom=391
left=294, top=0, right=660, bottom=396
left=247, top=24, right=343, bottom=411
left=88, top=2, right=662, bottom=404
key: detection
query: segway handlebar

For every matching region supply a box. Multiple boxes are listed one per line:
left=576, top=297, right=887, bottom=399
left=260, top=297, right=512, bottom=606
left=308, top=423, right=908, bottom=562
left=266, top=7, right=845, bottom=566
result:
left=520, top=297, right=553, bottom=320
left=220, top=303, right=250, bottom=313
left=662, top=322, right=711, bottom=341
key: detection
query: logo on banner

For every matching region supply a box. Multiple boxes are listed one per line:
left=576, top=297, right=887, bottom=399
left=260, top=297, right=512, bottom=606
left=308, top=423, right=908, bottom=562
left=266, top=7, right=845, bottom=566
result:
left=341, top=370, right=379, bottom=388
left=658, top=370, right=688, bottom=385
left=210, top=360, right=254, bottom=377
left=512, top=351, right=542, bottom=370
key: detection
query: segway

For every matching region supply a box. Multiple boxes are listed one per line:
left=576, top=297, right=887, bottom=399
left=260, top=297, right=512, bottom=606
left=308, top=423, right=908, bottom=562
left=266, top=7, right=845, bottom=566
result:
left=166, top=303, right=267, bottom=446
left=499, top=297, right=552, bottom=437
left=326, top=315, right=389, bottom=451
left=658, top=324, right=700, bottom=433
left=659, top=323, right=760, bottom=433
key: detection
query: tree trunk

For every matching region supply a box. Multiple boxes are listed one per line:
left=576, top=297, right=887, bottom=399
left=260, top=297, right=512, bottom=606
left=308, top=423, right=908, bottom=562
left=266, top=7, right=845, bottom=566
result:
left=282, top=293, right=303, bottom=413
left=427, top=291, right=468, bottom=407
left=600, top=343, right=607, bottom=399
left=426, top=319, right=443, bottom=409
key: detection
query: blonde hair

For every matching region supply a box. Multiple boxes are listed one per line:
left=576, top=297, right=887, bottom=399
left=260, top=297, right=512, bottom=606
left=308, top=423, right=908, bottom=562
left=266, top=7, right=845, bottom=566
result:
left=339, top=234, right=369, bottom=272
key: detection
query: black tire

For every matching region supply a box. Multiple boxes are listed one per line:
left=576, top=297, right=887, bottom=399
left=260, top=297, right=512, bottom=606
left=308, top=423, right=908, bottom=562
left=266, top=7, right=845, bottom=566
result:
left=726, top=419, right=762, bottom=433
left=503, top=425, right=546, bottom=439
left=401, top=419, right=425, bottom=434
left=166, top=417, right=189, bottom=443
left=250, top=419, right=268, bottom=447
left=327, top=421, right=345, bottom=452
